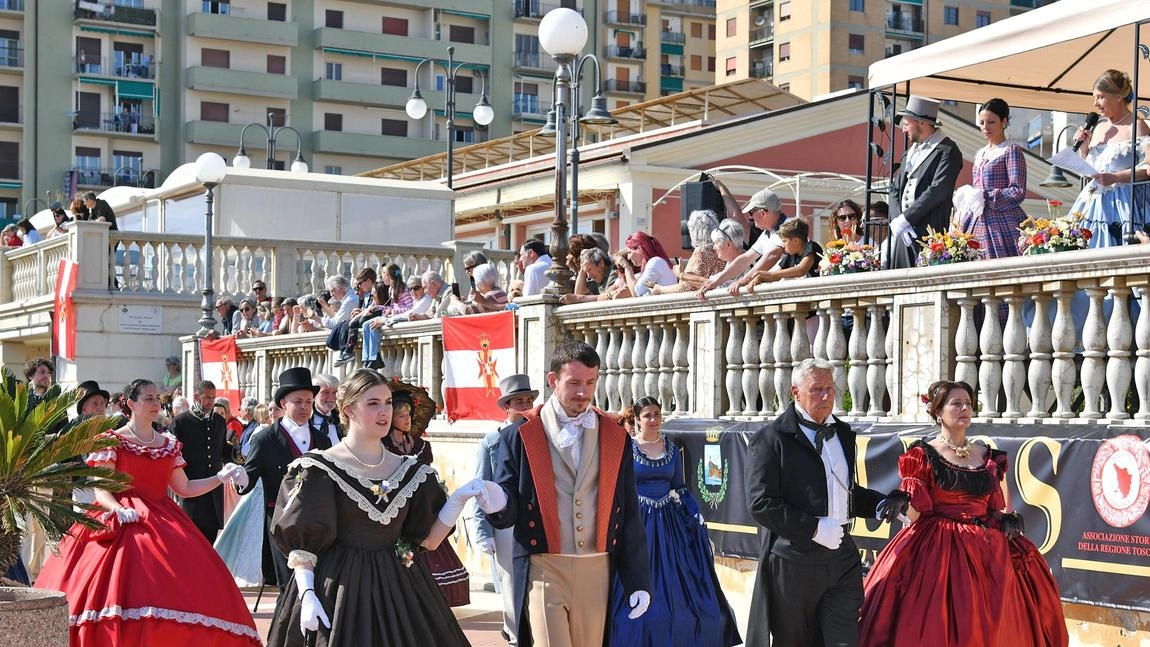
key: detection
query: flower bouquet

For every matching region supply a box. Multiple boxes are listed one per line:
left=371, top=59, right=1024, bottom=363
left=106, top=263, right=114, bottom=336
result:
left=1018, top=213, right=1091, bottom=255
left=818, top=239, right=881, bottom=276
left=916, top=227, right=982, bottom=266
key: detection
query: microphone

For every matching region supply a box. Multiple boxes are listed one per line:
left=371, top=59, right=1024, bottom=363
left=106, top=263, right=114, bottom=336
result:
left=1073, top=112, right=1100, bottom=152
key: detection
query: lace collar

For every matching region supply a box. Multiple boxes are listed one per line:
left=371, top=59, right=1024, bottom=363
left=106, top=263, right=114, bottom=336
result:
left=288, top=452, right=432, bottom=526
left=632, top=437, right=673, bottom=467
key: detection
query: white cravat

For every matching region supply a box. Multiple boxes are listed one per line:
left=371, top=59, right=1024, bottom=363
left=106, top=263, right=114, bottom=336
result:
left=281, top=417, right=311, bottom=453
left=550, top=397, right=596, bottom=466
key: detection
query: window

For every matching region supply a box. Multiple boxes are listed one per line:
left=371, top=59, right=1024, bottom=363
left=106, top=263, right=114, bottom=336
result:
left=454, top=76, right=474, bottom=94
left=325, top=10, right=343, bottom=28
left=323, top=165, right=343, bottom=175
left=380, top=67, right=406, bottom=87
left=267, top=55, right=286, bottom=74
left=944, top=6, right=958, bottom=25
left=0, top=198, right=15, bottom=220
left=323, top=113, right=342, bottom=131
left=976, top=11, right=991, bottom=27
left=449, top=25, right=476, bottom=44
left=708, top=24, right=715, bottom=40
left=724, top=56, right=737, bottom=76
left=74, top=91, right=99, bottom=128
left=0, top=85, right=18, bottom=122
left=725, top=18, right=736, bottom=37
left=848, top=34, right=864, bottom=55
left=267, top=108, right=285, bottom=126
left=454, top=126, right=475, bottom=143
left=325, top=62, right=342, bottom=80
left=382, top=17, right=408, bottom=36
left=201, top=48, right=230, bottom=68
left=707, top=56, right=715, bottom=72
left=200, top=101, right=229, bottom=122
left=0, top=142, right=17, bottom=179
left=690, top=54, right=702, bottom=71
left=848, top=75, right=865, bottom=89
left=779, top=1, right=791, bottom=21
left=112, top=150, right=142, bottom=183
left=202, top=1, right=229, bottom=14
left=778, top=42, right=790, bottom=62
left=74, top=147, right=101, bottom=185
left=850, top=0, right=864, bottom=11
left=267, top=2, right=286, bottom=21
left=691, top=22, right=702, bottom=39
left=381, top=119, right=406, bottom=137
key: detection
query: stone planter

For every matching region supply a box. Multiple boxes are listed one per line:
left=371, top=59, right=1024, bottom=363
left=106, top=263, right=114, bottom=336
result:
left=0, top=587, right=69, bottom=647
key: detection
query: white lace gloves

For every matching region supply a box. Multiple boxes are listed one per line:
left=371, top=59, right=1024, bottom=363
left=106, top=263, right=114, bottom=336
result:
left=113, top=507, right=140, bottom=524
left=293, top=567, right=331, bottom=636
left=813, top=518, right=845, bottom=550
left=439, top=479, right=497, bottom=527
left=477, top=538, right=497, bottom=555
left=628, top=590, right=651, bottom=619
left=217, top=462, right=249, bottom=489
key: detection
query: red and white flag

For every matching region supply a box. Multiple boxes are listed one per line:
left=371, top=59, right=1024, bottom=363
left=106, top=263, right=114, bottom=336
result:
left=52, top=260, right=80, bottom=360
left=199, top=336, right=243, bottom=407
left=442, top=311, right=516, bottom=422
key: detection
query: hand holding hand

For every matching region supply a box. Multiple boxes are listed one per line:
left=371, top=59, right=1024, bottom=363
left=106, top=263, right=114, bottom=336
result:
left=628, top=590, right=651, bottom=619
left=438, top=478, right=486, bottom=526
left=1000, top=511, right=1025, bottom=540
left=474, top=480, right=508, bottom=514
left=217, top=462, right=249, bottom=489
left=812, top=517, right=844, bottom=550
left=875, top=490, right=911, bottom=524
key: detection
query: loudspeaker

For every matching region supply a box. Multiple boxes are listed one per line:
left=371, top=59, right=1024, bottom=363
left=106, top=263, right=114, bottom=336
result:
left=680, top=179, right=725, bottom=249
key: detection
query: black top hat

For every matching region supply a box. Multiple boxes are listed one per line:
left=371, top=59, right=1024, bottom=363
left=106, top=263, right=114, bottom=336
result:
left=76, top=380, right=110, bottom=415
left=274, top=367, right=320, bottom=406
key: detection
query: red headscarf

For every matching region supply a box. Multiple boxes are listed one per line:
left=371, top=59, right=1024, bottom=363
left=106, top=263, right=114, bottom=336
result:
left=625, top=231, right=671, bottom=266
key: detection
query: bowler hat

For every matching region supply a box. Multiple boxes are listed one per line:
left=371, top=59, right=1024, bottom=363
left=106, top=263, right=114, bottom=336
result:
left=76, top=380, right=111, bottom=415
left=274, top=367, right=320, bottom=406
left=894, top=95, right=941, bottom=126
left=497, top=374, right=539, bottom=409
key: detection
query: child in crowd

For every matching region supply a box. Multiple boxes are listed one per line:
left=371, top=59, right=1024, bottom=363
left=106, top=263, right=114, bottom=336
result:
left=744, top=218, right=822, bottom=289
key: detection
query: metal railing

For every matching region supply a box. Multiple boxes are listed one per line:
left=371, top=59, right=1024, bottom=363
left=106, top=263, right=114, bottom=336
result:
left=885, top=13, right=923, bottom=32
left=660, top=31, right=686, bottom=45
left=604, top=10, right=646, bottom=26
left=73, top=1, right=157, bottom=27
left=515, top=2, right=583, bottom=19
left=750, top=61, right=774, bottom=78
left=513, top=50, right=545, bottom=70
left=72, top=112, right=156, bottom=135
left=660, top=64, right=684, bottom=77
left=606, top=45, right=646, bottom=60
left=604, top=79, right=646, bottom=93
left=0, top=45, right=21, bottom=68
left=750, top=25, right=774, bottom=43
left=73, top=56, right=156, bottom=79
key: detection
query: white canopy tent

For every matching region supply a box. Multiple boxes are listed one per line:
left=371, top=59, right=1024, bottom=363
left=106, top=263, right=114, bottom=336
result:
left=868, top=0, right=1150, bottom=112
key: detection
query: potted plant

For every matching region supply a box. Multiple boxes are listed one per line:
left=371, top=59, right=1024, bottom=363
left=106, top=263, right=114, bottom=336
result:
left=0, top=372, right=128, bottom=646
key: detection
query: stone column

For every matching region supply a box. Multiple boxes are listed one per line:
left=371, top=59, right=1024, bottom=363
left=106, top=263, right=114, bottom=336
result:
left=441, top=240, right=489, bottom=300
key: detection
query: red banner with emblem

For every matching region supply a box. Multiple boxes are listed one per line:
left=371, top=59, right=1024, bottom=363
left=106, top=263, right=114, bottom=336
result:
left=52, top=259, right=79, bottom=361
left=442, top=311, right=515, bottom=422
left=198, top=336, right=243, bottom=407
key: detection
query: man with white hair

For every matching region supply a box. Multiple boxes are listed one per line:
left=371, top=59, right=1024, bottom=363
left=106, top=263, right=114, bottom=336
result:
left=311, top=373, right=342, bottom=445
left=316, top=275, right=356, bottom=329
left=408, top=270, right=453, bottom=321
left=171, top=395, right=191, bottom=417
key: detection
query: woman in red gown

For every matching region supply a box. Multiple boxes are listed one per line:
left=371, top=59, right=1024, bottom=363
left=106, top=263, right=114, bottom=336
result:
left=859, top=380, right=1067, bottom=647
left=35, top=379, right=260, bottom=647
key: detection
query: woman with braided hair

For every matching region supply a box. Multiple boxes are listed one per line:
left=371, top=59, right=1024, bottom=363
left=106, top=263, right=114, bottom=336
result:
left=35, top=378, right=259, bottom=647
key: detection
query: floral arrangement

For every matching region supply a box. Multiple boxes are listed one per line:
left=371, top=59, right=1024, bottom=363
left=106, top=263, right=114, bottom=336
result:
left=818, top=239, right=881, bottom=276
left=370, top=479, right=393, bottom=504
left=395, top=537, right=415, bottom=568
left=916, top=227, right=981, bottom=266
left=1046, top=199, right=1063, bottom=218
left=1018, top=213, right=1092, bottom=255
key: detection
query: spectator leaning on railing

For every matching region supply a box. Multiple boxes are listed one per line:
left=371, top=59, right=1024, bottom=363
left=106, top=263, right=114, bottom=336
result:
left=317, top=275, right=356, bottom=329
left=652, top=209, right=725, bottom=295
left=291, top=294, right=324, bottom=333
left=622, top=231, right=678, bottom=297
left=447, top=263, right=508, bottom=316
left=520, top=239, right=552, bottom=296
left=462, top=251, right=490, bottom=292
left=559, top=247, right=615, bottom=305
left=408, top=271, right=453, bottom=321
left=696, top=187, right=787, bottom=299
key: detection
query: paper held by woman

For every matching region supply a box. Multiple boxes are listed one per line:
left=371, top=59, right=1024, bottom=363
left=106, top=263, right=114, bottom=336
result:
left=1048, top=147, right=1099, bottom=177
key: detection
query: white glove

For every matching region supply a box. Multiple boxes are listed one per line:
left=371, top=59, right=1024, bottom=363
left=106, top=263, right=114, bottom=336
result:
left=477, top=538, right=496, bottom=555
left=474, top=481, right=508, bottom=514
left=438, top=478, right=486, bottom=526
left=812, top=517, right=845, bottom=550
left=114, top=507, right=140, bottom=524
left=695, top=513, right=706, bottom=527
left=293, top=568, right=331, bottom=635
left=628, top=590, right=651, bottom=619
left=217, top=463, right=249, bottom=489
left=889, top=215, right=912, bottom=241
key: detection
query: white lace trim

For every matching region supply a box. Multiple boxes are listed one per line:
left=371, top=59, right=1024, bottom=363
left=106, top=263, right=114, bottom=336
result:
left=70, top=605, right=260, bottom=641
left=430, top=565, right=470, bottom=586
left=289, top=454, right=431, bottom=527
left=287, top=549, right=317, bottom=569
left=86, top=448, right=117, bottom=465
left=975, top=141, right=1013, bottom=166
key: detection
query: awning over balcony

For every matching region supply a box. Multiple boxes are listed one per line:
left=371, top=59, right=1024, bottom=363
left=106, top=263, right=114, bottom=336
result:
left=321, top=47, right=488, bottom=71
left=117, top=80, right=154, bottom=100
left=79, top=75, right=116, bottom=87
left=79, top=25, right=155, bottom=39
left=439, top=9, right=490, bottom=20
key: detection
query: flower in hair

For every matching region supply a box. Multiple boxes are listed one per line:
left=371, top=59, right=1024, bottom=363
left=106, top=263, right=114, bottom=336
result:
left=920, top=393, right=930, bottom=404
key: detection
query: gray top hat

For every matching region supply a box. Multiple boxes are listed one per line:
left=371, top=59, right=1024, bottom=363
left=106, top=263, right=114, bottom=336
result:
left=497, top=374, right=539, bottom=408
left=894, top=95, right=941, bottom=126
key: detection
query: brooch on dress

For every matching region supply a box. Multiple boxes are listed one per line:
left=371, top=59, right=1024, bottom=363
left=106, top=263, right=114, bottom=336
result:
left=395, top=537, right=415, bottom=568
left=370, top=479, right=394, bottom=504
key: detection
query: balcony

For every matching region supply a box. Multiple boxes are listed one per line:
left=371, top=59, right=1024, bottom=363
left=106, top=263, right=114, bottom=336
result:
left=0, top=46, right=21, bottom=69
left=187, top=66, right=298, bottom=100
left=604, top=79, right=646, bottom=94
left=72, top=111, right=155, bottom=135
left=660, top=64, right=684, bottom=77
left=750, top=61, right=773, bottom=78
left=749, top=24, right=774, bottom=45
left=605, top=45, right=646, bottom=60
left=604, top=10, right=646, bottom=26
left=312, top=79, right=414, bottom=108
left=513, top=50, right=550, bottom=71
left=73, top=56, right=155, bottom=79
left=313, top=130, right=445, bottom=160
left=187, top=10, right=299, bottom=47
left=660, top=31, right=686, bottom=45
left=885, top=13, right=924, bottom=34
left=314, top=28, right=490, bottom=69
left=69, top=166, right=146, bottom=188
left=73, top=1, right=157, bottom=28
left=512, top=93, right=545, bottom=119
left=514, top=2, right=583, bottom=20
left=647, top=0, right=717, bottom=12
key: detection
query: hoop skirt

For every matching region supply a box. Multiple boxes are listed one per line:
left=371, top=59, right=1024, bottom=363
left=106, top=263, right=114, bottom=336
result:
left=1071, top=136, right=1150, bottom=248
left=34, top=431, right=260, bottom=647
left=609, top=438, right=740, bottom=647
left=859, top=441, right=1067, bottom=647
left=266, top=452, right=470, bottom=647
left=214, top=478, right=266, bottom=588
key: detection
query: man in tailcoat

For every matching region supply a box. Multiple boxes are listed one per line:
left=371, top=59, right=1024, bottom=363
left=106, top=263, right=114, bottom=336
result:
left=745, top=358, right=907, bottom=647
left=240, top=367, right=332, bottom=589
left=171, top=380, right=230, bottom=542
left=883, top=95, right=964, bottom=269
left=485, top=340, right=651, bottom=647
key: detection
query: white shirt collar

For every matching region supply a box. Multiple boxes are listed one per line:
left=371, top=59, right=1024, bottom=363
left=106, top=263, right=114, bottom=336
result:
left=281, top=417, right=311, bottom=450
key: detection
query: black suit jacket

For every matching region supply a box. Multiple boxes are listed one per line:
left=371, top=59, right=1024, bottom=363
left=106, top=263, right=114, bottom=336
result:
left=241, top=420, right=332, bottom=511
left=885, top=135, right=963, bottom=268
left=88, top=198, right=119, bottom=231
left=487, top=406, right=649, bottom=647
left=171, top=410, right=229, bottom=530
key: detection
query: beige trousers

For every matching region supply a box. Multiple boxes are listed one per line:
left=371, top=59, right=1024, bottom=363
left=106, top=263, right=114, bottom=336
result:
left=526, top=553, right=610, bottom=647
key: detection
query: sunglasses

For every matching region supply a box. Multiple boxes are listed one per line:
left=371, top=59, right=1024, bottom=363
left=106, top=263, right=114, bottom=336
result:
left=239, top=307, right=253, bottom=313
left=252, top=285, right=266, bottom=292
left=835, top=213, right=859, bottom=221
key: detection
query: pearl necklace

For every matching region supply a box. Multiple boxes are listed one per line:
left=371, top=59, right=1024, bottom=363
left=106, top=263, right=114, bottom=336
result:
left=126, top=423, right=157, bottom=445
left=342, top=440, right=386, bottom=469
left=637, top=433, right=665, bottom=445
left=939, top=433, right=972, bottom=459
left=1112, top=112, right=1133, bottom=126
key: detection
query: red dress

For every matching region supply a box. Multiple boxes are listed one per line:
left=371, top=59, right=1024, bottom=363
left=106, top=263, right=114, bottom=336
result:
left=859, top=441, right=1067, bottom=647
left=35, top=431, right=260, bottom=647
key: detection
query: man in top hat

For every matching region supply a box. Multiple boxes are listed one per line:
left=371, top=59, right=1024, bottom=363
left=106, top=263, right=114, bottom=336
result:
left=171, top=380, right=232, bottom=542
left=240, top=367, right=332, bottom=588
left=468, top=374, right=540, bottom=645
left=883, top=95, right=964, bottom=270
left=76, top=380, right=110, bottom=418
left=483, top=340, right=651, bottom=647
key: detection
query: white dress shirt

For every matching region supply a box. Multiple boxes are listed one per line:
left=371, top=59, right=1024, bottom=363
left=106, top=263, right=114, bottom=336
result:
left=794, top=403, right=850, bottom=524
left=280, top=417, right=312, bottom=453
left=522, top=254, right=553, bottom=296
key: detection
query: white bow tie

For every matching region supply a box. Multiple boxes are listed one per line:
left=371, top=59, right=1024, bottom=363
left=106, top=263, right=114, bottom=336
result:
left=555, top=409, right=596, bottom=449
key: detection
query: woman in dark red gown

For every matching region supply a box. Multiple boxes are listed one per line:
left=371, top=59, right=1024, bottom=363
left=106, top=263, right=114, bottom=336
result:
left=36, top=379, right=259, bottom=647
left=859, top=380, right=1067, bottom=647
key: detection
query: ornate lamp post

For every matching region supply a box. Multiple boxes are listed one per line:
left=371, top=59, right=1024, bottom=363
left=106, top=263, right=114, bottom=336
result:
left=405, top=46, right=495, bottom=189
left=194, top=152, right=227, bottom=337
left=232, top=113, right=309, bottom=172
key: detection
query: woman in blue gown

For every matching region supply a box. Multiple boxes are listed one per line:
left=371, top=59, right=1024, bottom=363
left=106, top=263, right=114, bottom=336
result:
left=609, top=397, right=741, bottom=647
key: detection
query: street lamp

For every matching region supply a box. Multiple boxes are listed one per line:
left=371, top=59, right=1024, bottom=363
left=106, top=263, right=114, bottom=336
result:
left=538, top=8, right=615, bottom=294
left=232, top=113, right=309, bottom=172
left=404, top=46, right=496, bottom=189
left=22, top=197, right=48, bottom=217
left=112, top=166, right=139, bottom=187
left=194, top=152, right=227, bottom=338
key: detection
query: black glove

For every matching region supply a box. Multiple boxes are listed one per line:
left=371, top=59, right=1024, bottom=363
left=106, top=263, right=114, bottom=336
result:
left=875, top=490, right=911, bottom=523
left=1000, top=512, right=1025, bottom=540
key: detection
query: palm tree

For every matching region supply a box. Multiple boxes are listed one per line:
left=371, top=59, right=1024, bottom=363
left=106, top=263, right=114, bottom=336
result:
left=0, top=372, right=129, bottom=575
